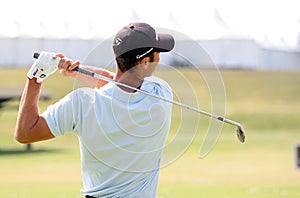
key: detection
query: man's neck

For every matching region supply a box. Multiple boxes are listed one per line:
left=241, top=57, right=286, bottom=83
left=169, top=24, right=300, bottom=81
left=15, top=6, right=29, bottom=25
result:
left=114, top=70, right=143, bottom=93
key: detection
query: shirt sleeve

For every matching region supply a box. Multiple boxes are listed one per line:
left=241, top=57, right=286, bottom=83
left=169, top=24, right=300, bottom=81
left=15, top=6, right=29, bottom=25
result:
left=41, top=91, right=80, bottom=137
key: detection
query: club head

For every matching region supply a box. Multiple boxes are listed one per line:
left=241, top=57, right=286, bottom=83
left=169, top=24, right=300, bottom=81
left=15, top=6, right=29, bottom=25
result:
left=236, top=125, right=246, bottom=143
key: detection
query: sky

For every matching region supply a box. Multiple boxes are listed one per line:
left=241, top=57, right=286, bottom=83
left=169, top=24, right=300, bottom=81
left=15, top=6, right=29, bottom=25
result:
left=1, top=0, right=299, bottom=50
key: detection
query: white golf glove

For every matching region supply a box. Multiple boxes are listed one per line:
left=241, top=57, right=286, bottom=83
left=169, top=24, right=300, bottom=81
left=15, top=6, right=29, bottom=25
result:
left=27, top=51, right=60, bottom=83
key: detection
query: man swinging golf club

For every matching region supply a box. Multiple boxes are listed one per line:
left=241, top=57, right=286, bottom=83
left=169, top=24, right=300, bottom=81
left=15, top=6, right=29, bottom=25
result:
left=15, top=22, right=175, bottom=197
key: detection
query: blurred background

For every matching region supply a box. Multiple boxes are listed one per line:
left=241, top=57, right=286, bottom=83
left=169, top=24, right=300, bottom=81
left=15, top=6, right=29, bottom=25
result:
left=0, top=0, right=300, bottom=197
left=0, top=0, right=299, bottom=70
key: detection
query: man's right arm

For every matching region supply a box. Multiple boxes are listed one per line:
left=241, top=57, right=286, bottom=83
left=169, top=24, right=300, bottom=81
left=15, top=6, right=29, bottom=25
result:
left=55, top=54, right=115, bottom=89
left=75, top=65, right=115, bottom=89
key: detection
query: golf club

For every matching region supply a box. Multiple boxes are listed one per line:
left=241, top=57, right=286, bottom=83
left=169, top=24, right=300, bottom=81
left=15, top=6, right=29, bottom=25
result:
left=33, top=52, right=246, bottom=143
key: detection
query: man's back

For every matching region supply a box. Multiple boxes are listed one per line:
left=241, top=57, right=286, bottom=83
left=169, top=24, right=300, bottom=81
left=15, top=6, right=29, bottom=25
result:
left=43, top=76, right=173, bottom=197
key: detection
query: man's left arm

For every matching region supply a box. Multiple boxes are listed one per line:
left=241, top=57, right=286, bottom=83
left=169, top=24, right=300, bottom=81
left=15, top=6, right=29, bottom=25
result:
left=15, top=78, right=54, bottom=143
left=15, top=51, right=60, bottom=143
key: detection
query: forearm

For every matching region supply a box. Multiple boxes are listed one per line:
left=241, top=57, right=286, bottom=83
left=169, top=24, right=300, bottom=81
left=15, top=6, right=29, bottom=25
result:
left=17, top=78, right=41, bottom=127
left=15, top=79, right=50, bottom=143
left=75, top=65, right=115, bottom=89
left=56, top=54, right=115, bottom=89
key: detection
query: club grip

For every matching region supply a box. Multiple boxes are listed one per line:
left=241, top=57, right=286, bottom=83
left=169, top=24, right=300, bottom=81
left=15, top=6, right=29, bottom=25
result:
left=74, top=67, right=94, bottom=77
left=33, top=52, right=40, bottom=59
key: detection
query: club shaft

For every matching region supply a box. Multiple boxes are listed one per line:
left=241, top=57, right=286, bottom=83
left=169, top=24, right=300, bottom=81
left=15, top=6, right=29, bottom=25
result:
left=33, top=52, right=242, bottom=128
left=77, top=68, right=242, bottom=128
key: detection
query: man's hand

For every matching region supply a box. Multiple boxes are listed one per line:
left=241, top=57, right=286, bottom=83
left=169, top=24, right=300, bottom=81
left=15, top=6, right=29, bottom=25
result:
left=54, top=54, right=80, bottom=78
left=27, top=51, right=60, bottom=83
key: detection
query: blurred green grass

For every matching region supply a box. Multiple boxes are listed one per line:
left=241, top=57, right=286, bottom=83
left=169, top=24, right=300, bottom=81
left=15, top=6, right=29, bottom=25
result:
left=0, top=68, right=300, bottom=198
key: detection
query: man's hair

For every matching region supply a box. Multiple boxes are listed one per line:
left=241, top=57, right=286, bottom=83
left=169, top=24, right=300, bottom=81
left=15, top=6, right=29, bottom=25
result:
left=115, top=48, right=154, bottom=72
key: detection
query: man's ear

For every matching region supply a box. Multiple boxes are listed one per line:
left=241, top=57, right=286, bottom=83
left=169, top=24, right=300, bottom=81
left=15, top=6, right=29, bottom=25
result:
left=138, top=57, right=150, bottom=68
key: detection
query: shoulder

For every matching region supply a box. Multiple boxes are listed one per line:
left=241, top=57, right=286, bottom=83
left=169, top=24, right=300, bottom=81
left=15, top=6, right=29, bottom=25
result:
left=143, top=76, right=172, bottom=98
left=50, top=87, right=96, bottom=109
left=144, top=76, right=171, bottom=90
left=68, top=87, right=96, bottom=101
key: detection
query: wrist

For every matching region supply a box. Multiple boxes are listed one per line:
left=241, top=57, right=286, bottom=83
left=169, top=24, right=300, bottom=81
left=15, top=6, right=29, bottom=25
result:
left=27, top=77, right=43, bottom=86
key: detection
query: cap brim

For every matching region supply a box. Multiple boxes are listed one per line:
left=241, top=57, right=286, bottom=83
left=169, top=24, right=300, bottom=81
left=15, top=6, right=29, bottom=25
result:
left=155, top=33, right=175, bottom=52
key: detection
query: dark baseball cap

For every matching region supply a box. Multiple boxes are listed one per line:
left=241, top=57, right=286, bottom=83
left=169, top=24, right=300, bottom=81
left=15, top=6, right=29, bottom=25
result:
left=112, top=22, right=175, bottom=59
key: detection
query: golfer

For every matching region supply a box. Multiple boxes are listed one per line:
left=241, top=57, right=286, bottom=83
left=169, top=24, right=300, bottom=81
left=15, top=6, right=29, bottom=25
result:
left=15, top=22, right=175, bottom=198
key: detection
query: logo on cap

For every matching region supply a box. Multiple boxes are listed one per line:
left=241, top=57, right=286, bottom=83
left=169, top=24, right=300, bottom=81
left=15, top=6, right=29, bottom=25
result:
left=115, top=38, right=122, bottom=46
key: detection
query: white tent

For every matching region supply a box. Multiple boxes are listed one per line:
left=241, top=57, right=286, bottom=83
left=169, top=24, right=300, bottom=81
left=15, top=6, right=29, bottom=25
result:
left=1, top=35, right=300, bottom=70
left=1, top=0, right=299, bottom=70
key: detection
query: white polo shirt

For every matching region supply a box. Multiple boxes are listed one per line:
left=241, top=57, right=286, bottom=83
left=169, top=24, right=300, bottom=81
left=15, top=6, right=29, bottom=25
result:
left=42, top=76, right=173, bottom=197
